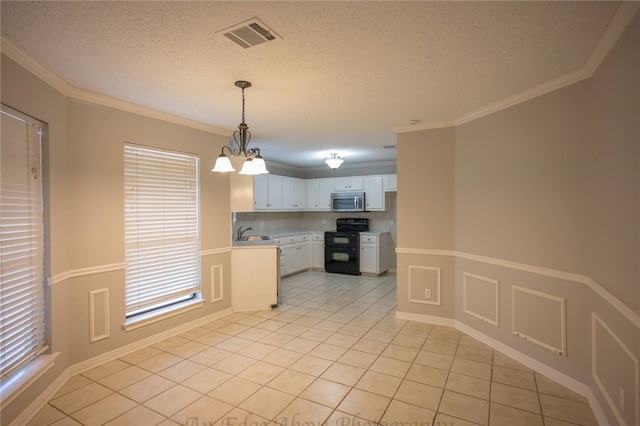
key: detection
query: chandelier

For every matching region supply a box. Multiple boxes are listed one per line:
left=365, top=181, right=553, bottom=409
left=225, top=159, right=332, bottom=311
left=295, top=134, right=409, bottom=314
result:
left=212, top=81, right=269, bottom=175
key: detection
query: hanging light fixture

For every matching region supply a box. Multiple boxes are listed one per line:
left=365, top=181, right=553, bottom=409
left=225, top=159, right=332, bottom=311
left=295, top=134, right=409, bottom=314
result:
left=325, top=153, right=344, bottom=170
left=212, top=80, right=269, bottom=175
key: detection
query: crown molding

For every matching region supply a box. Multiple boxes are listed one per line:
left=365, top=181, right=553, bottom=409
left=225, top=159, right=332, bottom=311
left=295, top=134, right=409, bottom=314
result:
left=3, top=0, right=637, bottom=139
left=266, top=159, right=397, bottom=173
left=1, top=35, right=73, bottom=94
left=394, top=120, right=455, bottom=134
left=1, top=36, right=231, bottom=137
left=395, top=1, right=640, bottom=134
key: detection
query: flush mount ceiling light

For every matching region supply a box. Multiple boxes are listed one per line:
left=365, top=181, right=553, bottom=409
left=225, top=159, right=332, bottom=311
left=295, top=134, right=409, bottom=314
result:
left=325, top=153, right=344, bottom=170
left=212, top=81, right=269, bottom=175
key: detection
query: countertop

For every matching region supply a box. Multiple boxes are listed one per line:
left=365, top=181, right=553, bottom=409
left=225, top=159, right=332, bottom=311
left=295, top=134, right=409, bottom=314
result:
left=232, top=239, right=279, bottom=248
left=232, top=230, right=389, bottom=247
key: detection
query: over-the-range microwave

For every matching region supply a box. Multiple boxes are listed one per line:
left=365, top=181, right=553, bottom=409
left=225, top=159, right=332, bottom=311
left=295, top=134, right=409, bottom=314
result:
left=331, top=192, right=366, bottom=212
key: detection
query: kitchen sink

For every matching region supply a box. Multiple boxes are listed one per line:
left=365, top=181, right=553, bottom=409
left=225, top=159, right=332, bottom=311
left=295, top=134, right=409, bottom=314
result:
left=240, top=235, right=271, bottom=241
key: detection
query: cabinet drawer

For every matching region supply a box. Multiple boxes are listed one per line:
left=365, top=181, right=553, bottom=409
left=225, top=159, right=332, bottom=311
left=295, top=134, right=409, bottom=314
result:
left=278, top=234, right=309, bottom=245
left=312, top=233, right=324, bottom=241
left=360, top=235, right=378, bottom=244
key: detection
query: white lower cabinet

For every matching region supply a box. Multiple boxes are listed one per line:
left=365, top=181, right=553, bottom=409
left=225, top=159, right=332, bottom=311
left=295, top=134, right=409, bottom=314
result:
left=311, top=232, right=325, bottom=270
left=276, top=234, right=311, bottom=276
left=359, top=233, right=390, bottom=275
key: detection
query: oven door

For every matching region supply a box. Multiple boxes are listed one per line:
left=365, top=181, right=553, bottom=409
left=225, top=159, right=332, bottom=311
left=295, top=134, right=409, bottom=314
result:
left=324, top=246, right=360, bottom=275
left=324, top=232, right=359, bottom=248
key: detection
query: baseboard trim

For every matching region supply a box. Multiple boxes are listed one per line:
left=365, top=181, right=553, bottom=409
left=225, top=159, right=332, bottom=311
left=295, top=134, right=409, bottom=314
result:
left=69, top=307, right=233, bottom=376
left=8, top=368, right=71, bottom=426
left=395, top=311, right=455, bottom=327
left=395, top=310, right=609, bottom=426
left=14, top=307, right=233, bottom=426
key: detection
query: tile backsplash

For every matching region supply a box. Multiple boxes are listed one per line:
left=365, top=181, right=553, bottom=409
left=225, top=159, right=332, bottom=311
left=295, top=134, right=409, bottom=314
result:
left=233, top=211, right=392, bottom=235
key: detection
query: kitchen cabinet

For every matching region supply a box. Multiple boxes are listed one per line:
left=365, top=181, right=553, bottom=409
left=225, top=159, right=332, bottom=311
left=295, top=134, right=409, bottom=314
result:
left=359, top=233, right=390, bottom=275
left=311, top=232, right=325, bottom=270
left=363, top=176, right=384, bottom=211
left=276, top=234, right=311, bottom=276
left=306, top=179, right=332, bottom=211
left=282, top=177, right=306, bottom=210
left=254, top=175, right=282, bottom=210
left=248, top=173, right=395, bottom=212
left=383, top=174, right=397, bottom=192
left=332, top=177, right=363, bottom=191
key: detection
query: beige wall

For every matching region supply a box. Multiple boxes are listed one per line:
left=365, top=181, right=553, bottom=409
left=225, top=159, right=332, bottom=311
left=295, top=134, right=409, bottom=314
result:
left=584, top=10, right=640, bottom=312
left=396, top=11, right=639, bottom=426
left=397, top=126, right=455, bottom=250
left=1, top=55, right=234, bottom=424
left=455, top=81, right=588, bottom=272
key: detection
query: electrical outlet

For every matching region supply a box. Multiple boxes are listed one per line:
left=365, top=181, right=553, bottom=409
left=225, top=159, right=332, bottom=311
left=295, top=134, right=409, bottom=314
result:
left=424, top=289, right=432, bottom=299
left=619, top=385, right=626, bottom=413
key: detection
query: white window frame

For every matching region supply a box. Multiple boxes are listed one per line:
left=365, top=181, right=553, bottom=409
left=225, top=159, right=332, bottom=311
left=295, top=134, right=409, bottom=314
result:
left=0, top=104, right=57, bottom=408
left=123, top=143, right=203, bottom=330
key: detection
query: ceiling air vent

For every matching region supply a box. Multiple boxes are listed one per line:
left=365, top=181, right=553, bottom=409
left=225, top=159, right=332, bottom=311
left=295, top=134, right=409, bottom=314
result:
left=219, top=18, right=280, bottom=49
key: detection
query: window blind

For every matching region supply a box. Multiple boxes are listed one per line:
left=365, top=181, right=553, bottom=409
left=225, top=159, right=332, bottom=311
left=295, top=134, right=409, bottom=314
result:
left=124, top=143, right=200, bottom=316
left=0, top=105, right=46, bottom=381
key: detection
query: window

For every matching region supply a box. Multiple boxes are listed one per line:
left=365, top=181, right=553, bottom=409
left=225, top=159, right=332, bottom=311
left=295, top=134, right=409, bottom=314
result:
left=0, top=105, right=47, bottom=381
left=124, top=143, right=200, bottom=321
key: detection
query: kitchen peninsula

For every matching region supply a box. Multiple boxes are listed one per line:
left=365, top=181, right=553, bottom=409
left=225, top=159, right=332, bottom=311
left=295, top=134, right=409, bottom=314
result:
left=231, top=238, right=280, bottom=311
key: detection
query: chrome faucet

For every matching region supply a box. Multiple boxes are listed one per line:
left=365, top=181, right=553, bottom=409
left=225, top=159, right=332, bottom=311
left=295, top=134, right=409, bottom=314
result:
left=237, top=226, right=253, bottom=241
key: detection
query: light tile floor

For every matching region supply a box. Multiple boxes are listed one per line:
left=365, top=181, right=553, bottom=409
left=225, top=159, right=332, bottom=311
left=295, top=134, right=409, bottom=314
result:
left=29, top=271, right=598, bottom=426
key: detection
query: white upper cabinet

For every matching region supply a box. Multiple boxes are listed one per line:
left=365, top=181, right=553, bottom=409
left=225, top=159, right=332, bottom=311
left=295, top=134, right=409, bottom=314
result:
left=383, top=174, right=397, bottom=192
left=282, top=177, right=306, bottom=210
left=251, top=173, right=395, bottom=212
left=254, top=174, right=282, bottom=210
left=306, top=179, right=332, bottom=211
left=332, top=177, right=363, bottom=191
left=363, top=176, right=384, bottom=211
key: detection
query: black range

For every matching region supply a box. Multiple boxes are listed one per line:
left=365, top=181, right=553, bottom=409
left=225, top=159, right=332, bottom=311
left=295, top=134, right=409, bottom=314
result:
left=324, top=218, right=369, bottom=275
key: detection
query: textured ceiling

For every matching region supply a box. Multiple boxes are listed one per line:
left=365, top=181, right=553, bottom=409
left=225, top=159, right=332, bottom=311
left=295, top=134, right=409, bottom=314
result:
left=0, top=1, right=626, bottom=168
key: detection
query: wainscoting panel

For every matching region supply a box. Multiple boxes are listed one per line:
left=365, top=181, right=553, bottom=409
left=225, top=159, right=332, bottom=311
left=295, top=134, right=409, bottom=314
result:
left=408, top=265, right=441, bottom=306
left=512, top=286, right=566, bottom=357
left=592, top=313, right=639, bottom=426
left=463, top=272, right=499, bottom=326
left=89, top=289, right=109, bottom=343
left=211, top=264, right=224, bottom=303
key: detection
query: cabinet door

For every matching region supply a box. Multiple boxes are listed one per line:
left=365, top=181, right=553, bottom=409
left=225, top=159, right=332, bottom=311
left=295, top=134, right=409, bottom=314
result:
left=306, top=179, right=320, bottom=210
left=360, top=244, right=378, bottom=274
left=283, top=245, right=297, bottom=275
left=268, top=175, right=283, bottom=209
left=283, top=177, right=305, bottom=210
left=332, top=177, right=363, bottom=191
left=293, top=179, right=306, bottom=210
left=282, top=177, right=295, bottom=210
left=318, top=179, right=332, bottom=210
left=253, top=174, right=269, bottom=210
left=363, top=176, right=384, bottom=210
left=297, top=242, right=310, bottom=271
left=312, top=241, right=324, bottom=269
left=383, top=174, right=397, bottom=192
